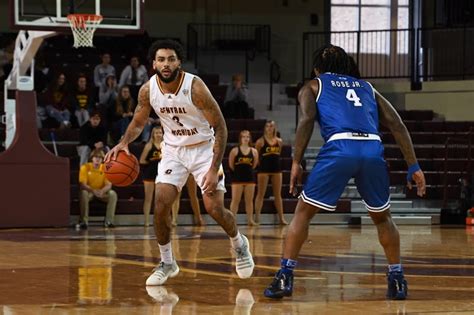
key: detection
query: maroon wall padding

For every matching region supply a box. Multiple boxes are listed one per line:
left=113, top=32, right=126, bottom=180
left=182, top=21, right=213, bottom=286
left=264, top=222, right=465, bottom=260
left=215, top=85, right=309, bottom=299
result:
left=0, top=91, right=70, bottom=228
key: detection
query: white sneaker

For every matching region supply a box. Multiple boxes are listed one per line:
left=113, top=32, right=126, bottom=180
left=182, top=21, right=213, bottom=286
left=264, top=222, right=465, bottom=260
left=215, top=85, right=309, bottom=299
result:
left=146, top=260, right=180, bottom=285
left=233, top=235, right=254, bottom=279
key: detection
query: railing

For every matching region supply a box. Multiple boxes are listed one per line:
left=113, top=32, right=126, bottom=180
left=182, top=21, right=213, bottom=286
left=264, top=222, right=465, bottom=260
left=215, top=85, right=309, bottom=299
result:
left=442, top=127, right=473, bottom=209
left=187, top=23, right=271, bottom=71
left=302, top=27, right=474, bottom=83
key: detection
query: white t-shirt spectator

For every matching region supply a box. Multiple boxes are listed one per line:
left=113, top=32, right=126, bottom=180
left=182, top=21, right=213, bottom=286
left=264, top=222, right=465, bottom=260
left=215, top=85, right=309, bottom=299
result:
left=94, top=64, right=116, bottom=87
left=119, top=65, right=148, bottom=87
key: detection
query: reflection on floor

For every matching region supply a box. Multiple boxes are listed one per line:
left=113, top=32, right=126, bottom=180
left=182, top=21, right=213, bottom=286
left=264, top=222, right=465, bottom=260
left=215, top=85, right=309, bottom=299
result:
left=0, top=225, right=473, bottom=314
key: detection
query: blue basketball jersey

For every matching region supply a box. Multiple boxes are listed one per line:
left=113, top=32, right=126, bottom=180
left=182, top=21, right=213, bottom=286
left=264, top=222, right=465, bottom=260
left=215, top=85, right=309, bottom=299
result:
left=316, top=73, right=379, bottom=142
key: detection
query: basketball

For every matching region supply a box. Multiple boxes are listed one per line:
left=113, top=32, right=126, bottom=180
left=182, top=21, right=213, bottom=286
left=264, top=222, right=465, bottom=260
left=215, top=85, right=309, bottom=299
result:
left=104, top=151, right=140, bottom=187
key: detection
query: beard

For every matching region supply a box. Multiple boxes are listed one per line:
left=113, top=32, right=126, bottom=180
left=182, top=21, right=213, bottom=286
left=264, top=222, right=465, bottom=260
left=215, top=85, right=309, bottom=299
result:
left=156, top=68, right=180, bottom=83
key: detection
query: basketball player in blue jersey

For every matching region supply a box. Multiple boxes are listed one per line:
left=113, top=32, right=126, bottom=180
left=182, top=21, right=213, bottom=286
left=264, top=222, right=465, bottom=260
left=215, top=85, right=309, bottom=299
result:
left=264, top=45, right=426, bottom=300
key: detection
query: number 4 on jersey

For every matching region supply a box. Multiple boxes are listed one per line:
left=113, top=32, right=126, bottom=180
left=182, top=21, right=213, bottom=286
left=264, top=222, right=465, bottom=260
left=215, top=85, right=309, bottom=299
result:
left=346, top=89, right=362, bottom=107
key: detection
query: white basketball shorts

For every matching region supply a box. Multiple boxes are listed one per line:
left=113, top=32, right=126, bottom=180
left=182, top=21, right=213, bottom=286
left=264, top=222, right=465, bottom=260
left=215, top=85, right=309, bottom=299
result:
left=156, top=140, right=226, bottom=193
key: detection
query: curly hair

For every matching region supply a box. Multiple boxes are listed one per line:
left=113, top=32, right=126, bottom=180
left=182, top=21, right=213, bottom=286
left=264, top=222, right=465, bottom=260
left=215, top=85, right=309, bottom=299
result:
left=148, top=39, right=185, bottom=63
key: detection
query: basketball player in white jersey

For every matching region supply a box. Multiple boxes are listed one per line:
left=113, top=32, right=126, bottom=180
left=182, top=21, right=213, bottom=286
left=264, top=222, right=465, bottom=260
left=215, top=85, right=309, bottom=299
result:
left=105, top=39, right=254, bottom=285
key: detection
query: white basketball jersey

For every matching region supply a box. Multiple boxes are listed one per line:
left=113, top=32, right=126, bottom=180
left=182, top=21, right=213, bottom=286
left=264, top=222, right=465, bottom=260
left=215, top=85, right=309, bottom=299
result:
left=149, top=72, right=214, bottom=146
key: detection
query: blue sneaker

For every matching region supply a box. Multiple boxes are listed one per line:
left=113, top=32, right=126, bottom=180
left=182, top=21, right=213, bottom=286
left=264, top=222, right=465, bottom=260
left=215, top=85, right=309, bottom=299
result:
left=264, top=270, right=293, bottom=299
left=386, top=271, right=408, bottom=300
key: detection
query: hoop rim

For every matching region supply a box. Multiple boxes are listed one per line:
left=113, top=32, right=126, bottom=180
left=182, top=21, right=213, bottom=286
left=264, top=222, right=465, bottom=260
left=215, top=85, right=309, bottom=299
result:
left=67, top=14, right=103, bottom=28
left=67, top=14, right=103, bottom=21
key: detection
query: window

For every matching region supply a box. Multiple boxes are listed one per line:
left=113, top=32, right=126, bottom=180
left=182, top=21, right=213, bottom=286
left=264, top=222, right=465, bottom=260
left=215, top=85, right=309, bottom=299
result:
left=330, top=0, right=409, bottom=54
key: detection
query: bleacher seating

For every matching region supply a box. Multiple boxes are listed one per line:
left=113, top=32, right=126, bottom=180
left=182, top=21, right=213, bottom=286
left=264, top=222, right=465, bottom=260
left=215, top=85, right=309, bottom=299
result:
left=37, top=108, right=473, bottom=221
left=10, top=30, right=468, bottom=221
left=382, top=110, right=473, bottom=202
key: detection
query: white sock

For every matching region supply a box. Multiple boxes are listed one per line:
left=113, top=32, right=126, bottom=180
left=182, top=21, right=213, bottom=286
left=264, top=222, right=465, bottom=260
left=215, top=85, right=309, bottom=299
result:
left=158, top=242, right=173, bottom=264
left=230, top=231, right=244, bottom=249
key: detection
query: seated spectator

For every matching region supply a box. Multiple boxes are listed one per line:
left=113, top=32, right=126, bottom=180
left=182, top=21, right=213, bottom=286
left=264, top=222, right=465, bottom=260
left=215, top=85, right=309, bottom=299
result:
left=112, top=85, right=135, bottom=141
left=118, top=56, right=148, bottom=103
left=224, top=74, right=250, bottom=119
left=98, top=74, right=118, bottom=126
left=44, top=73, right=72, bottom=128
left=94, top=52, right=116, bottom=88
left=70, top=74, right=96, bottom=127
left=77, top=149, right=117, bottom=230
left=0, top=39, right=14, bottom=83
left=77, top=111, right=108, bottom=166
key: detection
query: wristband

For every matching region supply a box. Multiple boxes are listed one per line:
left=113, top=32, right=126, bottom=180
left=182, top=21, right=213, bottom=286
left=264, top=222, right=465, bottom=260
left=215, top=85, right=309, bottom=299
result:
left=407, top=163, right=421, bottom=182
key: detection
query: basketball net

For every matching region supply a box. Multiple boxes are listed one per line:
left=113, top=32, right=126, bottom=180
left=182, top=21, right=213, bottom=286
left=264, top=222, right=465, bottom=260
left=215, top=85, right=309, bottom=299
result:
left=67, top=14, right=103, bottom=48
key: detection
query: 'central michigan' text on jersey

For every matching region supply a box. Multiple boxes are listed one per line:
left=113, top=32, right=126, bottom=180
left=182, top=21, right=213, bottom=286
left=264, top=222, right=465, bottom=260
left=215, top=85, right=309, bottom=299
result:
left=149, top=72, right=214, bottom=146
left=315, top=72, right=379, bottom=142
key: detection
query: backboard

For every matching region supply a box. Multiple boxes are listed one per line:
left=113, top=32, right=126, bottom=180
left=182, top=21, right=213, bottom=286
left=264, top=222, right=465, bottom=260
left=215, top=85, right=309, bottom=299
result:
left=9, top=0, right=144, bottom=33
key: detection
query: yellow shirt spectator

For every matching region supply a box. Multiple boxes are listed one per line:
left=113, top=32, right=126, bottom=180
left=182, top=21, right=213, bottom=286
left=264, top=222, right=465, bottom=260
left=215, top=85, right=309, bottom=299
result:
left=79, top=163, right=109, bottom=190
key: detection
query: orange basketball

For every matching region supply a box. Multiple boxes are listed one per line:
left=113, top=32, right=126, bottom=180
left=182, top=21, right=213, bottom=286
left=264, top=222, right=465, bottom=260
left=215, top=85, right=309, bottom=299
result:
left=104, top=151, right=140, bottom=187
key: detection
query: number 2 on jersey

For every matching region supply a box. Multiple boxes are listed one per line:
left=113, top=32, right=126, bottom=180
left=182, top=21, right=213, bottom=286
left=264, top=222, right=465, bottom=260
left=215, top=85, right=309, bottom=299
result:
left=172, top=116, right=184, bottom=127
left=346, top=89, right=362, bottom=107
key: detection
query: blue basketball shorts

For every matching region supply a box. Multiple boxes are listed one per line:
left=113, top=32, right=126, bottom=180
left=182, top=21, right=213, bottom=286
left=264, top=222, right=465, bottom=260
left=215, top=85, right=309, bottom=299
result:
left=300, top=140, right=391, bottom=212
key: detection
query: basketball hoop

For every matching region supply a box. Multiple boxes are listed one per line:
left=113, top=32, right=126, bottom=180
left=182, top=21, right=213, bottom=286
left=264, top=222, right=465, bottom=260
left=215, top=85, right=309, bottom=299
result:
left=67, top=14, right=103, bottom=48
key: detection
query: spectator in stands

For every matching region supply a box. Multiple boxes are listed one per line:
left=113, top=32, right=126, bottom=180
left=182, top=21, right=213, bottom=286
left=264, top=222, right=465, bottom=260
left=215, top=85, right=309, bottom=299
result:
left=112, top=85, right=136, bottom=141
left=119, top=56, right=148, bottom=103
left=171, top=175, right=206, bottom=226
left=98, top=74, right=118, bottom=125
left=254, top=120, right=288, bottom=225
left=139, top=125, right=163, bottom=227
left=228, top=130, right=259, bottom=226
left=94, top=52, right=116, bottom=88
left=0, top=39, right=14, bottom=82
left=33, top=55, right=52, bottom=94
left=77, top=149, right=117, bottom=230
left=44, top=73, right=72, bottom=128
left=77, top=111, right=108, bottom=166
left=224, top=74, right=250, bottom=118
left=71, top=74, right=96, bottom=127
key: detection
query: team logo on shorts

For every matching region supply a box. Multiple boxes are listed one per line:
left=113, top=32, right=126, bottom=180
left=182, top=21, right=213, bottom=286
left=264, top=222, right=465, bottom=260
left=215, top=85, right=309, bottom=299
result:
left=165, top=169, right=173, bottom=174
left=182, top=89, right=189, bottom=96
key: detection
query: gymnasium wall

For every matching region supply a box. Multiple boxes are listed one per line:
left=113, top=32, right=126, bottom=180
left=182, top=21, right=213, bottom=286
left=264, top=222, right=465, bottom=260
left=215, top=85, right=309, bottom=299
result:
left=375, top=80, right=474, bottom=121
left=143, top=0, right=325, bottom=82
left=405, top=81, right=474, bottom=121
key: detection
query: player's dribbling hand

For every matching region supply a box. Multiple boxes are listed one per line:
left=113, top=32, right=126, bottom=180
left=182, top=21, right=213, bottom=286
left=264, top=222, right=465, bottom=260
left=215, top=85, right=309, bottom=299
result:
left=407, top=170, right=426, bottom=197
left=104, top=142, right=130, bottom=162
left=202, top=169, right=218, bottom=196
left=289, top=162, right=303, bottom=197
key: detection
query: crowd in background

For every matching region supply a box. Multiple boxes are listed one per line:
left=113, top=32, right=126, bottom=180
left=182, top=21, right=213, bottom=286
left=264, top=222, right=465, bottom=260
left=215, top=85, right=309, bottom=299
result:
left=0, top=36, right=276, bottom=228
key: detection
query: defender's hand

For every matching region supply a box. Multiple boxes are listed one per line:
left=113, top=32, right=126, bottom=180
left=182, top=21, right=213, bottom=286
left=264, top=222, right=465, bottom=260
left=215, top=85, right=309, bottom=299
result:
left=289, top=162, right=303, bottom=197
left=407, top=170, right=426, bottom=197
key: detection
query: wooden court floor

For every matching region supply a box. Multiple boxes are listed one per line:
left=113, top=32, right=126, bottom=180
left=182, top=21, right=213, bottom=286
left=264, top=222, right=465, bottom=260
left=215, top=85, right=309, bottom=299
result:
left=1, top=224, right=473, bottom=314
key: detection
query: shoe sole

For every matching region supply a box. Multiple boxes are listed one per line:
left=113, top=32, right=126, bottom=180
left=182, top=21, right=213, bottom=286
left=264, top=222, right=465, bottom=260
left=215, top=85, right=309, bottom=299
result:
left=264, top=290, right=292, bottom=299
left=146, top=265, right=180, bottom=286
